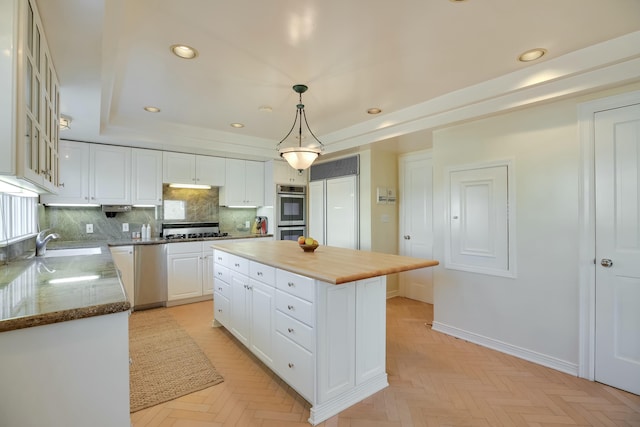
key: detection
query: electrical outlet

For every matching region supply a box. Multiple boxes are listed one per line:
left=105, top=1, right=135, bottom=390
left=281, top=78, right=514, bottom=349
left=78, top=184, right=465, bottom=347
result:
left=86, top=224, right=94, bottom=233
left=122, top=223, right=129, bottom=232
left=245, top=221, right=250, bottom=228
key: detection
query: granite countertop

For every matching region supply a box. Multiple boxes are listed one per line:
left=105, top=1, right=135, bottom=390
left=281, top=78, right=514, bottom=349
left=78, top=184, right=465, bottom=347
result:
left=211, top=240, right=439, bottom=284
left=0, top=243, right=130, bottom=333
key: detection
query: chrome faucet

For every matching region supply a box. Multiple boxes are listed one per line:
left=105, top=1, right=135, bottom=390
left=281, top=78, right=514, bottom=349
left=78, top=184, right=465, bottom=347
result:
left=35, top=229, right=60, bottom=257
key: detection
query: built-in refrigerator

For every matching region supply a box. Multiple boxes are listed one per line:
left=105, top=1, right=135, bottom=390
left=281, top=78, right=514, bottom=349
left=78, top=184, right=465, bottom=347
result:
left=308, top=156, right=359, bottom=249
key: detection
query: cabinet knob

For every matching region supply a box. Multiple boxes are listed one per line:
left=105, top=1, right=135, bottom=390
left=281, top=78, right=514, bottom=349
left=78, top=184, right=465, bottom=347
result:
left=288, top=363, right=294, bottom=368
left=235, top=263, right=240, bottom=267
left=218, top=287, right=222, bottom=291
left=218, top=309, right=222, bottom=312
left=59, top=182, right=65, bottom=188
left=257, top=271, right=263, bottom=276
left=287, top=305, right=294, bottom=310
left=287, top=328, right=294, bottom=333
left=288, top=282, right=294, bottom=287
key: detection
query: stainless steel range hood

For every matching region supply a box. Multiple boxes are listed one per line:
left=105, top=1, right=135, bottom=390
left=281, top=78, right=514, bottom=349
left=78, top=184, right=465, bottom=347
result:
left=102, top=205, right=132, bottom=217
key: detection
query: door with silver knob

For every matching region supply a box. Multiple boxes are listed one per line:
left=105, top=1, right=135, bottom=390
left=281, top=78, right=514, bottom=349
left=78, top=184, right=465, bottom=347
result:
left=594, top=102, right=640, bottom=395
left=399, top=152, right=434, bottom=303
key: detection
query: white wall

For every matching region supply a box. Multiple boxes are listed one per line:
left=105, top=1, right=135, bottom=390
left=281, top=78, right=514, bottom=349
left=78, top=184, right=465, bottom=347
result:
left=433, top=98, right=582, bottom=371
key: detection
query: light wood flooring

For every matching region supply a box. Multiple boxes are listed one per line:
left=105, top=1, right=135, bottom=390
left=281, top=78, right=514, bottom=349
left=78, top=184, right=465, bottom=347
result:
left=131, top=298, right=640, bottom=427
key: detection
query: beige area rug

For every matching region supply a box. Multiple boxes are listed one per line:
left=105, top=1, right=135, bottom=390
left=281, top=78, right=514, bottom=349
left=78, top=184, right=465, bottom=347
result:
left=128, top=308, right=224, bottom=412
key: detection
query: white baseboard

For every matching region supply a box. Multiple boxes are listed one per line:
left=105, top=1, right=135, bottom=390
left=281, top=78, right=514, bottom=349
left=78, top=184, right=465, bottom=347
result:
left=386, top=290, right=400, bottom=299
left=432, top=321, right=579, bottom=376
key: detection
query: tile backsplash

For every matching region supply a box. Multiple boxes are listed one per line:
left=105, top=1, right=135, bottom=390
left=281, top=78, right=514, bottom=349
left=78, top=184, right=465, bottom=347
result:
left=40, top=185, right=257, bottom=242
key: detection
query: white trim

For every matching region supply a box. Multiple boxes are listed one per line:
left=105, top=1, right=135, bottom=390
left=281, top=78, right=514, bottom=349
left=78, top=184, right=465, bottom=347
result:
left=577, top=89, right=640, bottom=381
left=443, top=159, right=517, bottom=278
left=386, top=290, right=400, bottom=299
left=432, top=321, right=578, bottom=376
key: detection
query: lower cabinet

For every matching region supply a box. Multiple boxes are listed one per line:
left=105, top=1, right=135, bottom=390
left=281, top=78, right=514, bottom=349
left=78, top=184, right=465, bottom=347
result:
left=167, top=242, right=215, bottom=303
left=213, top=249, right=388, bottom=424
left=109, top=245, right=134, bottom=306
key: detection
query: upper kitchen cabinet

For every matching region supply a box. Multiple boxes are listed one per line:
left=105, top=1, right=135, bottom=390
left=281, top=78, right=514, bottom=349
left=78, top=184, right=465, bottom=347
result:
left=0, top=0, right=60, bottom=193
left=162, top=152, right=225, bottom=186
left=132, top=148, right=162, bottom=206
left=273, top=160, right=307, bottom=185
left=40, top=140, right=89, bottom=205
left=219, top=159, right=264, bottom=207
left=89, top=144, right=131, bottom=205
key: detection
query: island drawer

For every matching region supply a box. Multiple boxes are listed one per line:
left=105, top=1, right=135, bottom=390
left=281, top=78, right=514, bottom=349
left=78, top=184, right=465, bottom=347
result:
left=214, top=265, right=230, bottom=284
left=276, top=270, right=315, bottom=302
left=214, top=294, right=230, bottom=327
left=273, top=331, right=313, bottom=401
left=213, top=278, right=230, bottom=299
left=276, top=310, right=314, bottom=352
left=250, top=261, right=275, bottom=286
left=213, top=250, right=230, bottom=267
left=276, top=289, right=314, bottom=327
left=227, top=253, right=249, bottom=275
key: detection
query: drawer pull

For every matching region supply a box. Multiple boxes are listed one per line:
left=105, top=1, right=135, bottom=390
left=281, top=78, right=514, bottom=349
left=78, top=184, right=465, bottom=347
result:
left=288, top=363, right=294, bottom=368
left=235, top=263, right=240, bottom=267
left=287, top=328, right=294, bottom=333
left=217, top=257, right=222, bottom=261
left=217, top=287, right=222, bottom=291
left=257, top=271, right=263, bottom=276
left=287, top=305, right=294, bottom=311
left=288, top=282, right=294, bottom=287
left=217, top=309, right=222, bottom=312
left=217, top=272, right=222, bottom=276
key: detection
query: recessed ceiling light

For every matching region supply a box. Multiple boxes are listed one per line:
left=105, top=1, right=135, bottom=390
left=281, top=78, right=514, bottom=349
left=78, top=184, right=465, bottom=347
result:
left=259, top=105, right=273, bottom=113
left=518, top=48, right=547, bottom=62
left=170, top=44, right=198, bottom=59
left=144, top=106, right=161, bottom=113
left=367, top=108, right=382, bottom=115
left=230, top=123, right=244, bottom=128
left=449, top=0, right=468, bottom=2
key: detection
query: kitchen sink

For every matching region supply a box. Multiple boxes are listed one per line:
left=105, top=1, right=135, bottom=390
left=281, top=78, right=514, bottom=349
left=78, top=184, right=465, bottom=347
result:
left=42, top=247, right=103, bottom=257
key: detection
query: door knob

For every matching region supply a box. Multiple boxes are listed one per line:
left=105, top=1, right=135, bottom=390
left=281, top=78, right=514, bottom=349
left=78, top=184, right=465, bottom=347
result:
left=600, top=259, right=613, bottom=268
left=404, top=235, right=411, bottom=240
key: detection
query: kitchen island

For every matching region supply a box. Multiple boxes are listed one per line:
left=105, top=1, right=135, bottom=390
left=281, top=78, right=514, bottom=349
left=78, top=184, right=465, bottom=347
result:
left=211, top=240, right=438, bottom=425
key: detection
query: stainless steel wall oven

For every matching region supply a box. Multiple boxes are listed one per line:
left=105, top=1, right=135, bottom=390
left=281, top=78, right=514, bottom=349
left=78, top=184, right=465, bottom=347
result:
left=276, top=184, right=306, bottom=240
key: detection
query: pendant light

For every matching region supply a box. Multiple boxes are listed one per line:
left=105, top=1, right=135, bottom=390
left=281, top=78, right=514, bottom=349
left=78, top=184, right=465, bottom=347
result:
left=276, top=84, right=324, bottom=171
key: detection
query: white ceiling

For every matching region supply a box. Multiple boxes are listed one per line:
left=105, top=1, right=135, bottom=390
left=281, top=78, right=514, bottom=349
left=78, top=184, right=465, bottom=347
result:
left=36, top=0, right=640, bottom=161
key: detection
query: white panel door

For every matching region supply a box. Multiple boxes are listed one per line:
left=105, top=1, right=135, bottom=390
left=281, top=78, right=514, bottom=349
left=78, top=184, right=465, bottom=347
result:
left=308, top=180, right=325, bottom=244
left=250, top=279, right=275, bottom=366
left=326, top=176, right=358, bottom=249
left=89, top=144, right=131, bottom=204
left=594, top=103, right=640, bottom=395
left=132, top=148, right=162, bottom=205
left=448, top=165, right=509, bottom=273
left=399, top=152, right=434, bottom=303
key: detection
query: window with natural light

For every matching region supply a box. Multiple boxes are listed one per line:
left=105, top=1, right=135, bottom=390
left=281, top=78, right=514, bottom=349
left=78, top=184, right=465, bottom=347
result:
left=0, top=191, right=39, bottom=246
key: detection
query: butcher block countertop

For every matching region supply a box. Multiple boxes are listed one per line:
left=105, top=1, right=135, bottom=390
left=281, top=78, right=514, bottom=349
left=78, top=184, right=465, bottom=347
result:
left=211, top=240, right=439, bottom=284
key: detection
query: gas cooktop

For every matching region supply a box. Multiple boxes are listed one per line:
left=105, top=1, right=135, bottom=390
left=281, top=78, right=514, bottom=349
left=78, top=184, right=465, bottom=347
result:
left=161, top=222, right=229, bottom=240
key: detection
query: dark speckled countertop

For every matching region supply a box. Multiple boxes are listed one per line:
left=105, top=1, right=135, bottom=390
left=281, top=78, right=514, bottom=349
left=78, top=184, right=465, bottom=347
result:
left=0, top=243, right=130, bottom=333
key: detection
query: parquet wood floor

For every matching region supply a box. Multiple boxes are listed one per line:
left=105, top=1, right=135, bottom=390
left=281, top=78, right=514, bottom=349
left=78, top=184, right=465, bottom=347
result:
left=130, top=297, right=640, bottom=427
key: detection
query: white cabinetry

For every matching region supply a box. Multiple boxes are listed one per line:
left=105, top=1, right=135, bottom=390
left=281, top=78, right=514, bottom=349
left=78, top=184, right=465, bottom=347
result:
left=219, top=158, right=264, bottom=207
left=1, top=0, right=60, bottom=193
left=89, top=144, right=131, bottom=205
left=213, top=249, right=275, bottom=367
left=132, top=148, right=162, bottom=205
left=40, top=140, right=89, bottom=204
left=162, top=152, right=225, bottom=186
left=167, top=242, right=215, bottom=304
left=109, top=245, right=134, bottom=306
left=212, top=249, right=388, bottom=424
left=273, top=160, right=307, bottom=185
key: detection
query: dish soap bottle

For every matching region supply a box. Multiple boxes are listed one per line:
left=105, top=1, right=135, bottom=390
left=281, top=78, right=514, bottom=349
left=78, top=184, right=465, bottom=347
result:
left=141, top=224, right=147, bottom=239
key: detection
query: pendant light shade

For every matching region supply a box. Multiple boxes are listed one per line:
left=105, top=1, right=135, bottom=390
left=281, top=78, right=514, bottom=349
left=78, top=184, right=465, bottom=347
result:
left=276, top=84, right=324, bottom=172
